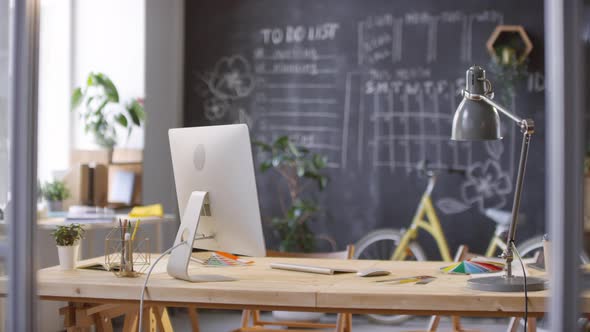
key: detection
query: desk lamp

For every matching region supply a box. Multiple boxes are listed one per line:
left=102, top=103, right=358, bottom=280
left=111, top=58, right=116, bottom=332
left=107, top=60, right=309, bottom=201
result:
left=452, top=65, right=546, bottom=292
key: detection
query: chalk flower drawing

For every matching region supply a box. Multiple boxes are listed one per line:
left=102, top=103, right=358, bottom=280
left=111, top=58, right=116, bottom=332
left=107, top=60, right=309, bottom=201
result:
left=461, top=160, right=512, bottom=211
left=208, top=55, right=255, bottom=100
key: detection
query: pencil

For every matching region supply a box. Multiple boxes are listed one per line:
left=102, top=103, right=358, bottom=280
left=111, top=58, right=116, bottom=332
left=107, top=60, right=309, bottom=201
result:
left=131, top=220, right=140, bottom=241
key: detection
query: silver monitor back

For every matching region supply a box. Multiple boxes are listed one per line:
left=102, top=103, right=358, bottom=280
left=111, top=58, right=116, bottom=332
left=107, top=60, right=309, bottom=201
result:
left=169, top=124, right=266, bottom=257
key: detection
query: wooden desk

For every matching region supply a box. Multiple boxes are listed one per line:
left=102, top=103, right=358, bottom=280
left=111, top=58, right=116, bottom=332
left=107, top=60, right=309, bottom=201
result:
left=2, top=255, right=579, bottom=330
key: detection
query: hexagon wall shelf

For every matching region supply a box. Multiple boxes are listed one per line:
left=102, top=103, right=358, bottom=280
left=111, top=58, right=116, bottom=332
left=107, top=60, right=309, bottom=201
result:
left=486, top=25, right=533, bottom=64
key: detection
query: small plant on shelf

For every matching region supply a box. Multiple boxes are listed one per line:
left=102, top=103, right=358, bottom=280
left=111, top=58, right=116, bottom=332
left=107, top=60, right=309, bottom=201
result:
left=254, top=136, right=328, bottom=253
left=71, top=72, right=145, bottom=149
left=41, top=180, right=70, bottom=212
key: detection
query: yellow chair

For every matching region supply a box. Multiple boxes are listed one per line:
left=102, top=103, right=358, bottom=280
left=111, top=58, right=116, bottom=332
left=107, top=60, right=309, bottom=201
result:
left=236, top=245, right=355, bottom=332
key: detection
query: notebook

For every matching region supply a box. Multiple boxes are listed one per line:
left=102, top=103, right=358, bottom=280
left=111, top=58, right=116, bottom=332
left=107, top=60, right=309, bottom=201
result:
left=270, top=262, right=357, bottom=275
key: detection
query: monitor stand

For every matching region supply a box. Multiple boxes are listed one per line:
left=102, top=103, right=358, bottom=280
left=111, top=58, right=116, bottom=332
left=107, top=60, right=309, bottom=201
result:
left=167, top=191, right=236, bottom=282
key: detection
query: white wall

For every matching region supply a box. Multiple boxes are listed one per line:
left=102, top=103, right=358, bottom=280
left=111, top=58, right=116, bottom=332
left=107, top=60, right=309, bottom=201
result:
left=72, top=0, right=145, bottom=150
left=143, top=0, right=184, bottom=246
left=37, top=0, right=146, bottom=183
left=37, top=0, right=71, bottom=182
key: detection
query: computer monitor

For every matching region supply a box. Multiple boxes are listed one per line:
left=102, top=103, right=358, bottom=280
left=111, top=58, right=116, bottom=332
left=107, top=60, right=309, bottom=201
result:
left=168, top=124, right=266, bottom=257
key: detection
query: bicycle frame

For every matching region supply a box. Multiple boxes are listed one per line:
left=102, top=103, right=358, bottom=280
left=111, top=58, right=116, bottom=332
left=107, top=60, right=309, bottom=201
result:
left=485, top=230, right=508, bottom=257
left=391, top=175, right=453, bottom=262
left=390, top=171, right=512, bottom=262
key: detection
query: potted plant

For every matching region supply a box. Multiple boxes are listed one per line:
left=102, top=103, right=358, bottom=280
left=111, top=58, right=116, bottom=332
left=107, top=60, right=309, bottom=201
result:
left=41, top=180, right=70, bottom=212
left=486, top=26, right=532, bottom=106
left=254, top=136, right=328, bottom=253
left=71, top=72, right=145, bottom=153
left=51, top=224, right=85, bottom=270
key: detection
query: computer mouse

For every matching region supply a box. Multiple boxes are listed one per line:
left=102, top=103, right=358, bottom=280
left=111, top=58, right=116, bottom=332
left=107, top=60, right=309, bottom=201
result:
left=356, top=268, right=391, bottom=277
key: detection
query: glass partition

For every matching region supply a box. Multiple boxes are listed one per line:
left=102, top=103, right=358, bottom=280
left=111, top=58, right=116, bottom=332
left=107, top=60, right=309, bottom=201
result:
left=0, top=0, right=11, bottom=329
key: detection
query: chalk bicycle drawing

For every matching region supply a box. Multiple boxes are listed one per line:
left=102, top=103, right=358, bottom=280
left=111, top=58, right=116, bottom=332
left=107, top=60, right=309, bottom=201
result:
left=353, top=160, right=552, bottom=325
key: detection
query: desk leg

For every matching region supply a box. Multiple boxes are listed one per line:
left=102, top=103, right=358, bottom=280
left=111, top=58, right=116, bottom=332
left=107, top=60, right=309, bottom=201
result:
left=153, top=306, right=174, bottom=332
left=507, top=318, right=537, bottom=332
left=188, top=307, right=200, bottom=332
left=141, top=306, right=158, bottom=332
left=123, top=311, right=139, bottom=332
left=66, top=327, right=92, bottom=332
left=335, top=313, right=344, bottom=332
left=335, top=313, right=352, bottom=332
left=93, top=313, right=114, bottom=332
left=156, top=222, right=163, bottom=253
left=240, top=310, right=250, bottom=328
left=428, top=315, right=441, bottom=331
left=527, top=318, right=537, bottom=332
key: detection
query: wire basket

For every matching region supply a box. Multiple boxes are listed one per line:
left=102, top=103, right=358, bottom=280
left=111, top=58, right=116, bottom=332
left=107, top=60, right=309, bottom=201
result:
left=105, top=226, right=150, bottom=277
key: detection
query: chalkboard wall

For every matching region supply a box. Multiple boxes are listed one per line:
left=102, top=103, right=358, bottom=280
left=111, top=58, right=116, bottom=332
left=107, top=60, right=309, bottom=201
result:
left=184, top=0, right=546, bottom=257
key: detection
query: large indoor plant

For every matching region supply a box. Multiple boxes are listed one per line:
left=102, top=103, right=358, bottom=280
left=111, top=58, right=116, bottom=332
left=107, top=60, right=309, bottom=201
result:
left=41, top=180, right=70, bottom=212
left=255, top=136, right=329, bottom=322
left=254, top=136, right=328, bottom=253
left=71, top=72, right=145, bottom=150
left=51, top=224, right=85, bottom=270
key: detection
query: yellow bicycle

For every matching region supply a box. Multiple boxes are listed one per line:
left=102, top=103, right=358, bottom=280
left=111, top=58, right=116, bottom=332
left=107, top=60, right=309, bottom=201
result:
left=353, top=162, right=545, bottom=324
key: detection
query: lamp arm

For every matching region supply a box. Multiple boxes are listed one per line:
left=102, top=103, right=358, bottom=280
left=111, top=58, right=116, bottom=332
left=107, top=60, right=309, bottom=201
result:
left=462, top=89, right=536, bottom=278
left=499, top=128, right=532, bottom=277
left=480, top=95, right=535, bottom=278
left=480, top=95, right=523, bottom=124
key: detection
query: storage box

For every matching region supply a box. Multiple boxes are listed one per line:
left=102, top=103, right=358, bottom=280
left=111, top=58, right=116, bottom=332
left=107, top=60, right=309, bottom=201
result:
left=107, top=164, right=142, bottom=207
left=63, top=164, right=109, bottom=208
left=111, top=149, right=143, bottom=164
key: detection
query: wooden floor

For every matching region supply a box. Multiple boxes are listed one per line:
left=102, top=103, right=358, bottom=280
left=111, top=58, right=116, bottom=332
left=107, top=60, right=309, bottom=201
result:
left=154, top=309, right=520, bottom=332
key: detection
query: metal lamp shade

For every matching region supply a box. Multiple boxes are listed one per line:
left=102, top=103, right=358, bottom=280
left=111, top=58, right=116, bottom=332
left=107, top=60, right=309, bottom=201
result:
left=451, top=97, right=502, bottom=141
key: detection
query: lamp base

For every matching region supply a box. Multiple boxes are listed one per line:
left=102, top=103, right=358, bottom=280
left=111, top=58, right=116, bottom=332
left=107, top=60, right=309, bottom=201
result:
left=467, top=276, right=547, bottom=292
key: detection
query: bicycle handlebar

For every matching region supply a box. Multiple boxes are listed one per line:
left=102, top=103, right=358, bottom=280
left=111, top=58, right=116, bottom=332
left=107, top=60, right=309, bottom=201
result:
left=446, top=167, right=467, bottom=176
left=417, top=160, right=466, bottom=177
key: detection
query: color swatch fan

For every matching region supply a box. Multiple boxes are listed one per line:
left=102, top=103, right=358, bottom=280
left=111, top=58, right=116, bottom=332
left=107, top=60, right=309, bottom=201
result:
left=199, top=251, right=253, bottom=267
left=441, top=260, right=504, bottom=274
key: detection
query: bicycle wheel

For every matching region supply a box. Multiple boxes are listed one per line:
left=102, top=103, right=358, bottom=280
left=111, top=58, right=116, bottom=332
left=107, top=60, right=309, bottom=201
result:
left=516, top=235, right=544, bottom=259
left=354, top=229, right=426, bottom=325
left=515, top=235, right=589, bottom=330
left=354, top=229, right=427, bottom=261
left=517, top=235, right=590, bottom=263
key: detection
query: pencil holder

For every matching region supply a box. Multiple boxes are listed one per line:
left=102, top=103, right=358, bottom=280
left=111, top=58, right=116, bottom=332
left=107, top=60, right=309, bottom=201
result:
left=105, top=227, right=150, bottom=277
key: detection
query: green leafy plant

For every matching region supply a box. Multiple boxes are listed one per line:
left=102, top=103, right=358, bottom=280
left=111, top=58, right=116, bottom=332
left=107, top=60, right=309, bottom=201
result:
left=254, top=136, right=328, bottom=252
left=488, top=58, right=528, bottom=106
left=488, top=36, right=529, bottom=106
left=71, top=72, right=145, bottom=149
left=41, top=180, right=70, bottom=202
left=51, top=224, right=85, bottom=246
